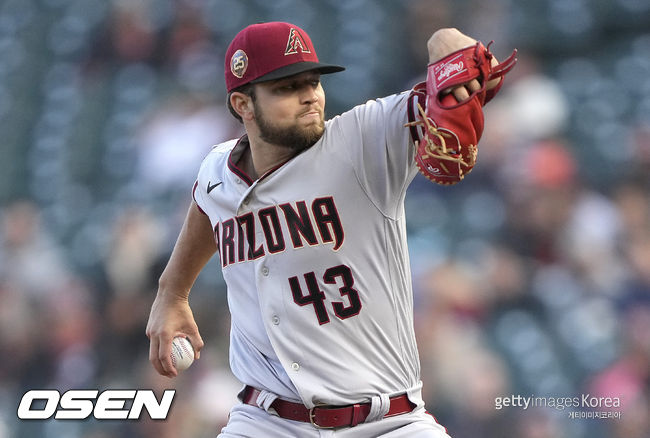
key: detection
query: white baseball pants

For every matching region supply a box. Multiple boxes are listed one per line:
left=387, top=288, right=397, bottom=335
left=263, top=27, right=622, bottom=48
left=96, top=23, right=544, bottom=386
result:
left=217, top=403, right=452, bottom=438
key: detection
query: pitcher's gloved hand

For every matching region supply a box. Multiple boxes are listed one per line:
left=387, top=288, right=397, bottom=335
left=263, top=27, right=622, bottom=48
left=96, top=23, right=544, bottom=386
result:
left=406, top=41, right=517, bottom=185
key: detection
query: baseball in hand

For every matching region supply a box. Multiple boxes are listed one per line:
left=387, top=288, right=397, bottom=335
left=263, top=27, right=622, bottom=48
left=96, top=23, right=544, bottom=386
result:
left=170, top=336, right=194, bottom=372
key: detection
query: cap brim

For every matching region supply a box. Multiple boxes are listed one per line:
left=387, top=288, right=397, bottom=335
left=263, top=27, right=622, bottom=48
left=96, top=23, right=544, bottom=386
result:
left=251, top=61, right=345, bottom=84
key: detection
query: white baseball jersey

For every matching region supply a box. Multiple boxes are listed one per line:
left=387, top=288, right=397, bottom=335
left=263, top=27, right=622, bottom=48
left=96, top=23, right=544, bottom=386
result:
left=192, top=85, right=427, bottom=409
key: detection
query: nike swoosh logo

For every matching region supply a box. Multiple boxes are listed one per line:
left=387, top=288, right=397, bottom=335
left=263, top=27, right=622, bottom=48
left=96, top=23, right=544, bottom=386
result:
left=207, top=181, right=222, bottom=193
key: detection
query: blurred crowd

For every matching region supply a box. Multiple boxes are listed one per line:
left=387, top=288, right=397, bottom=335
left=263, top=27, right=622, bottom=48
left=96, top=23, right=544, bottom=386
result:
left=1, top=1, right=649, bottom=437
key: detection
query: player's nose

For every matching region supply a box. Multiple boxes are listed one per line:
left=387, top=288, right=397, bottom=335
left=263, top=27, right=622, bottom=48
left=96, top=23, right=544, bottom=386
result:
left=299, top=86, right=319, bottom=104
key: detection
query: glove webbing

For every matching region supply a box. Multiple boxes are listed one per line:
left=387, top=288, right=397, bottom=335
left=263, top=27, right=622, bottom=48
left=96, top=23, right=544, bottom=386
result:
left=405, top=103, right=477, bottom=178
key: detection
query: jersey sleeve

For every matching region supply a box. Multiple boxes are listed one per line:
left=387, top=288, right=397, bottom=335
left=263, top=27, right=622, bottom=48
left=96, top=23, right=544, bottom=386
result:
left=191, top=142, right=233, bottom=217
left=192, top=167, right=209, bottom=216
left=329, top=86, right=425, bottom=220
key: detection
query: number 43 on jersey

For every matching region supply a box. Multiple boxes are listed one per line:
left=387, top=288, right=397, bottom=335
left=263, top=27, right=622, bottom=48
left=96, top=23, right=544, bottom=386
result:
left=289, top=265, right=362, bottom=325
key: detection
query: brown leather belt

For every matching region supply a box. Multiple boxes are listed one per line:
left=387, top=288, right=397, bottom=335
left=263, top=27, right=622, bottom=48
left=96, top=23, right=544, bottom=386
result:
left=242, top=385, right=415, bottom=429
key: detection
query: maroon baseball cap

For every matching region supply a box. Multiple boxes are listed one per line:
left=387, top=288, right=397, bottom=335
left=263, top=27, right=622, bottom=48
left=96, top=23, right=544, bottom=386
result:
left=225, top=22, right=345, bottom=92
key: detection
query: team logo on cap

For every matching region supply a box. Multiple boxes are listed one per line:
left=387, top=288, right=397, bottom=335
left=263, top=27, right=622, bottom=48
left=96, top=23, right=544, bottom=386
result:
left=285, top=28, right=311, bottom=55
left=231, top=49, right=248, bottom=78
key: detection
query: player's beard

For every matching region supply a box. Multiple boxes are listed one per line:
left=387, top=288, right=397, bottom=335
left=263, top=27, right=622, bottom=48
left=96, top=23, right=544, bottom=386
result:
left=254, top=103, right=325, bottom=151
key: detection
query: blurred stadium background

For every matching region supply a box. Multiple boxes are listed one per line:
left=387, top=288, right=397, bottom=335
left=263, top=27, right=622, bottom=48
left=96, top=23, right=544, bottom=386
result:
left=1, top=0, right=649, bottom=437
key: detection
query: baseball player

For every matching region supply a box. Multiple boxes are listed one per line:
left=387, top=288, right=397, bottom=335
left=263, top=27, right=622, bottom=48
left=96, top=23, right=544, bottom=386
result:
left=146, top=21, right=516, bottom=437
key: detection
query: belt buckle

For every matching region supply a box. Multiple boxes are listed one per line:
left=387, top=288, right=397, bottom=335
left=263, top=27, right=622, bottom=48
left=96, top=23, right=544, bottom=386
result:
left=308, top=406, right=335, bottom=429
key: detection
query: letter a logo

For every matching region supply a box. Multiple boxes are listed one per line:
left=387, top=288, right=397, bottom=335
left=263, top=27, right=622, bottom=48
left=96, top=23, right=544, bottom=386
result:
left=284, top=28, right=311, bottom=55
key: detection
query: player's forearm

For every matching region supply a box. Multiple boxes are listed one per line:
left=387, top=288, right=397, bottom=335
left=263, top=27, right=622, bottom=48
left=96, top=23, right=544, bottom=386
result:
left=157, top=202, right=217, bottom=300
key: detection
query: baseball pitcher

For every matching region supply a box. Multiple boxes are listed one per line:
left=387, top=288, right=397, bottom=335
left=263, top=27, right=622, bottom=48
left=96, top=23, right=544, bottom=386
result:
left=146, top=21, right=516, bottom=437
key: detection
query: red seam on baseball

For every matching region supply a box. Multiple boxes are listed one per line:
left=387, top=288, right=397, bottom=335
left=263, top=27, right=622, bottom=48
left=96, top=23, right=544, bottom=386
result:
left=179, top=338, right=192, bottom=358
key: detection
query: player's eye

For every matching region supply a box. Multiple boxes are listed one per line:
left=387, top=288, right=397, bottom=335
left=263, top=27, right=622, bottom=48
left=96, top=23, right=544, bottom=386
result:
left=275, top=83, right=295, bottom=92
left=273, top=78, right=318, bottom=93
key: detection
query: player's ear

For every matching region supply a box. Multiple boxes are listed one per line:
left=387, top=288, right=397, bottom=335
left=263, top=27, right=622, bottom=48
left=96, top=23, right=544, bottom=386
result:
left=230, top=91, right=255, bottom=122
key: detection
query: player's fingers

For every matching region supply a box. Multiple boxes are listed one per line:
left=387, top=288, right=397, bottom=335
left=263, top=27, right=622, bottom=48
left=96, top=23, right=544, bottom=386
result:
left=176, top=330, right=203, bottom=360
left=486, top=76, right=502, bottom=91
left=149, top=336, right=168, bottom=377
left=189, top=333, right=204, bottom=360
left=452, top=85, right=470, bottom=102
left=467, top=79, right=481, bottom=94
left=158, top=335, right=178, bottom=377
left=487, top=55, right=502, bottom=91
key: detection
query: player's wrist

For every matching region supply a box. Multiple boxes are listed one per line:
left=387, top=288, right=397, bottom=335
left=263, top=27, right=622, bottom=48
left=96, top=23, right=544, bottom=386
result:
left=156, top=282, right=191, bottom=303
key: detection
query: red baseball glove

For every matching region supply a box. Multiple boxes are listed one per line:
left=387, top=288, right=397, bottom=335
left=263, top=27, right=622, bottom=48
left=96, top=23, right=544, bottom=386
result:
left=407, top=42, right=517, bottom=185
